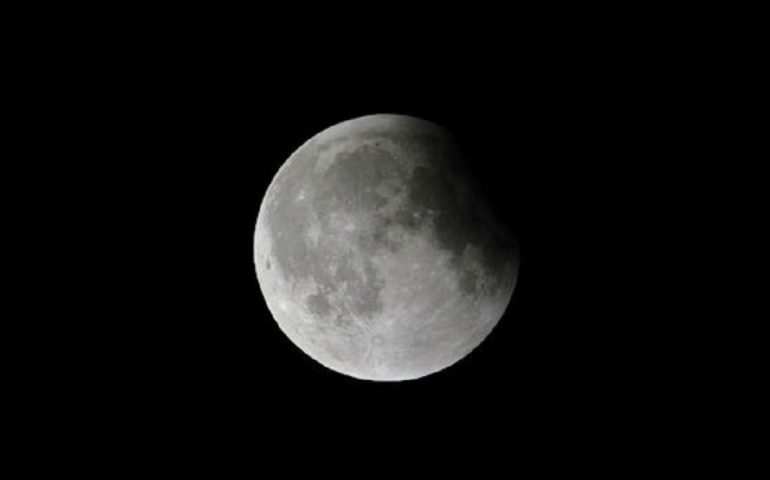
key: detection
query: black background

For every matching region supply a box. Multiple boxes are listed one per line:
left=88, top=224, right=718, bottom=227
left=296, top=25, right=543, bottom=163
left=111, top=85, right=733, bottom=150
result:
left=44, top=2, right=687, bottom=467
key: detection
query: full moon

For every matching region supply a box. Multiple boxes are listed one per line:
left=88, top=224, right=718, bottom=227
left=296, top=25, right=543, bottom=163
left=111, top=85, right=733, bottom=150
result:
left=254, top=114, right=519, bottom=381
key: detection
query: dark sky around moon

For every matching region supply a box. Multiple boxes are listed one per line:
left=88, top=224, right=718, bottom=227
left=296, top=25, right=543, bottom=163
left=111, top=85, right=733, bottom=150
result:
left=48, top=3, right=676, bottom=461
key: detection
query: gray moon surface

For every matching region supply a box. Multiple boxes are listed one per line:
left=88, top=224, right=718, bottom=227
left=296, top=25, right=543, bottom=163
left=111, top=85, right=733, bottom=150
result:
left=254, top=114, right=519, bottom=381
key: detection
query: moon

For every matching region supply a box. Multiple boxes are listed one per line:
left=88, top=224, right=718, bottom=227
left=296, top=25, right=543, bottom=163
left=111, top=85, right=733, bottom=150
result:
left=254, top=114, right=519, bottom=381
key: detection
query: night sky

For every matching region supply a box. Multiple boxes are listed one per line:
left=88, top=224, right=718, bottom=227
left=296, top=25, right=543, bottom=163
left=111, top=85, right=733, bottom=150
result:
left=45, top=3, right=680, bottom=468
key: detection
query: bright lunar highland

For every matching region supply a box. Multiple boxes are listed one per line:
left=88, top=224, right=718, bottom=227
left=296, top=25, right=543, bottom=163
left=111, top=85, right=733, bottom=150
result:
left=254, top=114, right=519, bottom=381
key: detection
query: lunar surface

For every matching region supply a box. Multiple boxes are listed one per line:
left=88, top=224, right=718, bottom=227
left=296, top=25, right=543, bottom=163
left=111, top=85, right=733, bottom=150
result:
left=254, top=114, right=519, bottom=381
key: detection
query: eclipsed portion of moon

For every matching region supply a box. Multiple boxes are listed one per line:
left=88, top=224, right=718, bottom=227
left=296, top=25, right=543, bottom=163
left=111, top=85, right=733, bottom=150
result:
left=254, top=114, right=519, bottom=381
